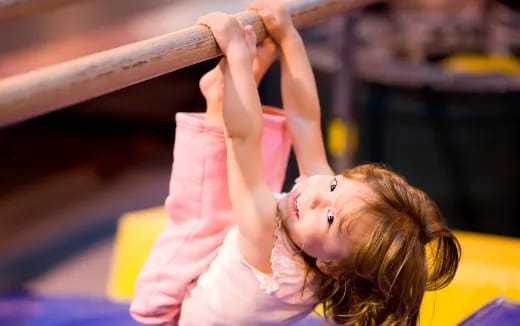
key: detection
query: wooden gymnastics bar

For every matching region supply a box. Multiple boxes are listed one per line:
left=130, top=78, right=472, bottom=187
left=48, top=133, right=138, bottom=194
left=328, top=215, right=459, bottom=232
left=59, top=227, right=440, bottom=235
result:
left=0, top=0, right=379, bottom=126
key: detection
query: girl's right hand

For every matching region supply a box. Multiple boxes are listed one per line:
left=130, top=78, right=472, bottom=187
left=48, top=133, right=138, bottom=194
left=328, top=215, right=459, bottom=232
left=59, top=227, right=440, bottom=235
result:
left=197, top=12, right=253, bottom=58
left=250, top=0, right=297, bottom=44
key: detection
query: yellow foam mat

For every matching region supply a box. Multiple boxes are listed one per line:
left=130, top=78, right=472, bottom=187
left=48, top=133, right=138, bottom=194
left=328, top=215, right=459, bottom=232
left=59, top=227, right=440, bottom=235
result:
left=106, top=207, right=169, bottom=302
left=419, top=231, right=520, bottom=325
left=442, top=54, right=520, bottom=75
left=107, top=207, right=520, bottom=325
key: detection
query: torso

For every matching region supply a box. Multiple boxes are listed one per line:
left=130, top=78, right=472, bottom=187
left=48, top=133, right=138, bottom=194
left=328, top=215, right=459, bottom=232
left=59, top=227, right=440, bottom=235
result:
left=179, top=225, right=318, bottom=326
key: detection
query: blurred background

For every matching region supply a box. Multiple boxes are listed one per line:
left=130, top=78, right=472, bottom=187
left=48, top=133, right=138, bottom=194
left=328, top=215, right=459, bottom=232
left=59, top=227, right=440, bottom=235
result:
left=0, top=0, right=519, bottom=324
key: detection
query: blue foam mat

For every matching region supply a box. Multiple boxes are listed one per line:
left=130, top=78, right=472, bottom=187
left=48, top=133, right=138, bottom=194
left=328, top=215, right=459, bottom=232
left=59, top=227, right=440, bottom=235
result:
left=0, top=293, right=138, bottom=326
left=5, top=293, right=516, bottom=325
left=0, top=293, right=327, bottom=325
left=459, top=297, right=520, bottom=326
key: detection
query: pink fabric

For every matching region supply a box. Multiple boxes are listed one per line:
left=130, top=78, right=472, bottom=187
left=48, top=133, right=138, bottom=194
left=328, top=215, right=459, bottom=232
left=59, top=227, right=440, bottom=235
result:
left=130, top=107, right=291, bottom=325
left=179, top=222, right=318, bottom=325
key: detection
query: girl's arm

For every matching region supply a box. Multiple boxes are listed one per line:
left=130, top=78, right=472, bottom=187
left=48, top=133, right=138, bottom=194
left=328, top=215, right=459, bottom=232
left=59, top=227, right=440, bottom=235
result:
left=198, top=13, right=278, bottom=273
left=279, top=30, right=333, bottom=176
left=253, top=0, right=333, bottom=177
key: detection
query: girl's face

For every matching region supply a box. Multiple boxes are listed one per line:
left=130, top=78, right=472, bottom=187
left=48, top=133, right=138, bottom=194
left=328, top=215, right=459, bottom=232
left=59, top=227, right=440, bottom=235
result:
left=278, top=174, right=376, bottom=262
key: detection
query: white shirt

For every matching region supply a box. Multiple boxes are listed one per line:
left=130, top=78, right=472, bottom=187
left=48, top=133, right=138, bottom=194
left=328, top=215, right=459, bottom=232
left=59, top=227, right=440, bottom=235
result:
left=179, top=215, right=320, bottom=326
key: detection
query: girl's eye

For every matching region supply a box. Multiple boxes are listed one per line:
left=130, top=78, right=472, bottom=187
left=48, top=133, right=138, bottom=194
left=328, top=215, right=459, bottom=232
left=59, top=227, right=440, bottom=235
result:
left=327, top=211, right=335, bottom=225
left=330, top=178, right=337, bottom=192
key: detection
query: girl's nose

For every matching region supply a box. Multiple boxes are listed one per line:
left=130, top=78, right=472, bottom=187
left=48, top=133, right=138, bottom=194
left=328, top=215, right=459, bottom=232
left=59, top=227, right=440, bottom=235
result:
left=309, top=191, right=326, bottom=210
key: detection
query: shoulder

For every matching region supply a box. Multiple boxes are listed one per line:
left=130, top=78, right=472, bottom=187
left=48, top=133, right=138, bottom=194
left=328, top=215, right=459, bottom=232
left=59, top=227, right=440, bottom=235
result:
left=244, top=213, right=317, bottom=304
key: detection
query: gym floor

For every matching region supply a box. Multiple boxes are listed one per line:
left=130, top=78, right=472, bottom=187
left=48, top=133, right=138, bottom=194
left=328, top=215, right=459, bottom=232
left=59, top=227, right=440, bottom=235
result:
left=26, top=237, right=115, bottom=299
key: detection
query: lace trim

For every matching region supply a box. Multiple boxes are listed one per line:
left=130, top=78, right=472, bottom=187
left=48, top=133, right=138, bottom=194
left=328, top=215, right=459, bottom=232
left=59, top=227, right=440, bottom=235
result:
left=253, top=194, right=302, bottom=294
left=256, top=213, right=281, bottom=293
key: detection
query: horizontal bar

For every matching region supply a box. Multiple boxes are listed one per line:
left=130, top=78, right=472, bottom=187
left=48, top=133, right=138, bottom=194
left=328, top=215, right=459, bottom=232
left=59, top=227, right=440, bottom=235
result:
left=0, top=0, right=378, bottom=126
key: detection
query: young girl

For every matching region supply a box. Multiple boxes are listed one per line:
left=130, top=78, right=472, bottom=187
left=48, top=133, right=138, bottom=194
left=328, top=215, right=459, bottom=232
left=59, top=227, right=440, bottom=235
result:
left=130, top=14, right=293, bottom=326
left=131, top=1, right=461, bottom=325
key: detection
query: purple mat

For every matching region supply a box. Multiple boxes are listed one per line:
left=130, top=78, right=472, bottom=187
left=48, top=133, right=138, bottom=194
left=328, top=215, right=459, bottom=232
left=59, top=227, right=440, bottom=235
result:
left=458, top=297, right=520, bottom=326
left=0, top=292, right=326, bottom=326
left=3, top=293, right=518, bottom=325
left=0, top=292, right=139, bottom=326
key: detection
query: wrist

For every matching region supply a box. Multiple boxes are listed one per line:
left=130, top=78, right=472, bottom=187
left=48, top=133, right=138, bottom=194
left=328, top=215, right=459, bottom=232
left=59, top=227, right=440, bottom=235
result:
left=278, top=27, right=301, bottom=47
left=226, top=42, right=253, bottom=64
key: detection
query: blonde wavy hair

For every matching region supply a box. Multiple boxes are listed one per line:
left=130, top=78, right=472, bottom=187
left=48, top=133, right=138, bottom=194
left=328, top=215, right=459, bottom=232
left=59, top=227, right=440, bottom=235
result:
left=299, top=164, right=461, bottom=325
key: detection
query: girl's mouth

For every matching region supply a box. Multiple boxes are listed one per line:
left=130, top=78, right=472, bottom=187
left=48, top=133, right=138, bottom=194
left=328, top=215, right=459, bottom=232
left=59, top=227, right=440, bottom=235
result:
left=290, top=192, right=301, bottom=219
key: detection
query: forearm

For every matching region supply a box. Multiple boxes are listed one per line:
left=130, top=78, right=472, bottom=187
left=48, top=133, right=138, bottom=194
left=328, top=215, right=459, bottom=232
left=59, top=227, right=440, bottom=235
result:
left=279, top=28, right=321, bottom=122
left=223, top=46, right=263, bottom=140
left=279, top=29, right=331, bottom=175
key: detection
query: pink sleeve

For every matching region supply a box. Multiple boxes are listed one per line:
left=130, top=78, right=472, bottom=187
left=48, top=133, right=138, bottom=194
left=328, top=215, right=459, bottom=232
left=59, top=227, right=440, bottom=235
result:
left=130, top=107, right=291, bottom=325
